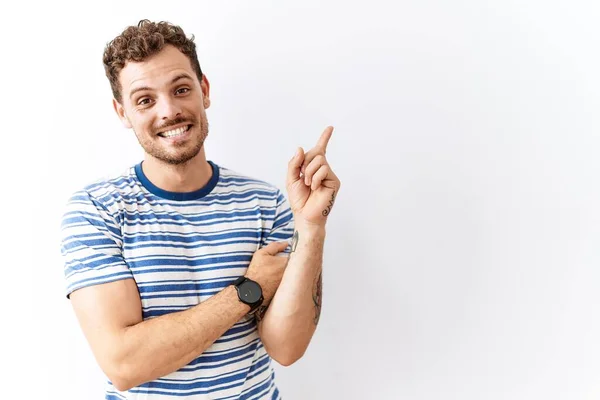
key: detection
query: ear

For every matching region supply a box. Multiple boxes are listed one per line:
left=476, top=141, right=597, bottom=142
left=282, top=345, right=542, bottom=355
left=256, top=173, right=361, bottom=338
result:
left=200, top=75, right=211, bottom=109
left=113, top=99, right=133, bottom=129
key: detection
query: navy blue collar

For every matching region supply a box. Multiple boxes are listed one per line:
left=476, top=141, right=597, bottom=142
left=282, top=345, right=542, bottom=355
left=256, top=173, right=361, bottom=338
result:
left=134, top=160, right=220, bottom=201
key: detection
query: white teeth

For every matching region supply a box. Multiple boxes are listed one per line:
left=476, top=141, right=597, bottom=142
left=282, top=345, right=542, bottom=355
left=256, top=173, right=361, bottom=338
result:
left=161, top=126, right=187, bottom=138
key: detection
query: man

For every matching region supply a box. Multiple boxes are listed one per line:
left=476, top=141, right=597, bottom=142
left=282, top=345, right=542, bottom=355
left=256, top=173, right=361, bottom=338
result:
left=60, top=19, right=340, bottom=399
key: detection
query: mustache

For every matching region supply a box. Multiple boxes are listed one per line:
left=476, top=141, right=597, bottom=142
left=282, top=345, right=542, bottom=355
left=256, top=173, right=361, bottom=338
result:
left=154, top=116, right=198, bottom=133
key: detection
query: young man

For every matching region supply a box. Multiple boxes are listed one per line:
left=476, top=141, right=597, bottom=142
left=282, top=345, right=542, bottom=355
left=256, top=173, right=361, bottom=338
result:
left=60, top=19, right=340, bottom=399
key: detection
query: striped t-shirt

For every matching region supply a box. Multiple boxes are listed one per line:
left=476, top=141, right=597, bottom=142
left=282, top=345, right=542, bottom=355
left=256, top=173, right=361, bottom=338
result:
left=60, top=160, right=295, bottom=400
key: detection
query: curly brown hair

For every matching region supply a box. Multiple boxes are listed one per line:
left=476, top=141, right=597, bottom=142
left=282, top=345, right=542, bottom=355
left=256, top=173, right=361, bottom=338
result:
left=103, top=19, right=203, bottom=104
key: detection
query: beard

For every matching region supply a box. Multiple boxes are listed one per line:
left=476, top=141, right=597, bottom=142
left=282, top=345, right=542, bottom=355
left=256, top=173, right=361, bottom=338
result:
left=134, top=115, right=209, bottom=165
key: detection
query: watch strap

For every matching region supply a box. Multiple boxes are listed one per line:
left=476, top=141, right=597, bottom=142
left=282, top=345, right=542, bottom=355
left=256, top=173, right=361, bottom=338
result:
left=232, top=275, right=246, bottom=287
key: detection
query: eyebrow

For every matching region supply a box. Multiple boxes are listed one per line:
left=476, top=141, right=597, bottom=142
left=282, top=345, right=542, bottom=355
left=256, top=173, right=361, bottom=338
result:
left=129, top=73, right=194, bottom=99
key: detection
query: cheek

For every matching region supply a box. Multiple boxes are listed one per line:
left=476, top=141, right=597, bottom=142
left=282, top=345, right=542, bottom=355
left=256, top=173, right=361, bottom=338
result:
left=196, top=105, right=208, bottom=121
left=131, top=114, right=155, bottom=134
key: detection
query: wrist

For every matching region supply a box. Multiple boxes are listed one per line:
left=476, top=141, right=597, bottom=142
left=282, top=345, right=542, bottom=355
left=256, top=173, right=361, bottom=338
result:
left=231, top=276, right=264, bottom=314
left=293, top=219, right=326, bottom=237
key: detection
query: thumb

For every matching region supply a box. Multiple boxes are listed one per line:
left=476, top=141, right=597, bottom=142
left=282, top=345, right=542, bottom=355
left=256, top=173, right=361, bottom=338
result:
left=287, top=147, right=305, bottom=187
left=260, top=240, right=291, bottom=255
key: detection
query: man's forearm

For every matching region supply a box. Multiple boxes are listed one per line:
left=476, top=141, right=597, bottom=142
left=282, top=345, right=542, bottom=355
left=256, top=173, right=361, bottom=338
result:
left=258, top=222, right=325, bottom=365
left=113, top=286, right=249, bottom=390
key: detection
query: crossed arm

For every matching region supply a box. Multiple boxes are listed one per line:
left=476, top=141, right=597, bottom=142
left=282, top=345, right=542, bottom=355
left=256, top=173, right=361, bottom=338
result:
left=70, top=278, right=251, bottom=391
left=66, top=127, right=340, bottom=389
left=69, top=223, right=327, bottom=392
left=257, top=223, right=326, bottom=365
left=257, top=126, right=340, bottom=364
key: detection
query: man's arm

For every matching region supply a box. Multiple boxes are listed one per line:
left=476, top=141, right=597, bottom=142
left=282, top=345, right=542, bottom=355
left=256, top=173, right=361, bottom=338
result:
left=257, top=126, right=340, bottom=365
left=71, top=279, right=248, bottom=391
left=69, top=241, right=289, bottom=392
left=257, top=223, right=325, bottom=366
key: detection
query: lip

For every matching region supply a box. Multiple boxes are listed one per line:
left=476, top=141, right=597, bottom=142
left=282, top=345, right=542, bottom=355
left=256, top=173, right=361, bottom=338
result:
left=157, top=124, right=193, bottom=142
left=157, top=123, right=192, bottom=136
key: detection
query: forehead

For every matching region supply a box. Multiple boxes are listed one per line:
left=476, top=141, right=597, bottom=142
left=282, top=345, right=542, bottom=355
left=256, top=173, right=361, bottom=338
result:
left=119, top=45, right=197, bottom=94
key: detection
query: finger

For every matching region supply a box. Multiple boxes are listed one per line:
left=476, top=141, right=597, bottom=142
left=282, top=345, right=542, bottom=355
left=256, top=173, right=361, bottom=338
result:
left=301, top=126, right=334, bottom=174
left=316, top=126, right=334, bottom=153
left=310, top=164, right=331, bottom=191
left=261, top=241, right=291, bottom=256
left=287, top=147, right=305, bottom=187
left=276, top=256, right=290, bottom=267
left=303, top=155, right=327, bottom=186
left=323, top=168, right=340, bottom=190
left=300, top=148, right=318, bottom=175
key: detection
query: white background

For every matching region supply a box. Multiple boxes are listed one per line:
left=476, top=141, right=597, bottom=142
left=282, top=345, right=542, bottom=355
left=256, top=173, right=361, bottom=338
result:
left=1, top=1, right=599, bottom=399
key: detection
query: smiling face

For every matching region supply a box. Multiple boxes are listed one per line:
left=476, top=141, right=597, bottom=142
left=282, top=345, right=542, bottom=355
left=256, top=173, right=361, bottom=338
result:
left=113, top=45, right=211, bottom=165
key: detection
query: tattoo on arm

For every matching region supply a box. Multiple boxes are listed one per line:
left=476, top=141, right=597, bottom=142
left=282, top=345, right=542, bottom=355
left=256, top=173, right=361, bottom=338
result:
left=290, top=231, right=299, bottom=253
left=254, top=305, right=268, bottom=323
left=322, top=191, right=336, bottom=216
left=313, top=271, right=322, bottom=325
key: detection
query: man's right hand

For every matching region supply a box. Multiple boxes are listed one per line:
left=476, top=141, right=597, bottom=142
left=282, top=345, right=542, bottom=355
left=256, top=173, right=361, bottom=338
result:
left=244, top=241, right=290, bottom=305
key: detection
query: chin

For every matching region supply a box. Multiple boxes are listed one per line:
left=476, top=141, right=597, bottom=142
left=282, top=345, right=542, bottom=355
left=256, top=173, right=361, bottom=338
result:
left=155, top=144, right=204, bottom=165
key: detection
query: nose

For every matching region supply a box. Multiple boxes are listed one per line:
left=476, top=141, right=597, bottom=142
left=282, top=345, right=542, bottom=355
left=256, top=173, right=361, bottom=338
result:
left=157, top=96, right=182, bottom=121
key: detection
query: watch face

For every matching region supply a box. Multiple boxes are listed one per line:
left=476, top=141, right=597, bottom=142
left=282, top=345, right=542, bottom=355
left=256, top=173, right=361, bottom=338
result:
left=239, top=280, right=262, bottom=304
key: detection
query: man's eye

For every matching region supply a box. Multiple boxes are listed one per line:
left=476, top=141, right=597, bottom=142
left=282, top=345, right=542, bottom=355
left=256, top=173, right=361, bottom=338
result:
left=138, top=98, right=152, bottom=106
left=176, top=88, right=190, bottom=95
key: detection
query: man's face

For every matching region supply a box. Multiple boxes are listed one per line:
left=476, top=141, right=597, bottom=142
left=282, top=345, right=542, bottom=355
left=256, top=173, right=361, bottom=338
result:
left=113, top=45, right=210, bottom=165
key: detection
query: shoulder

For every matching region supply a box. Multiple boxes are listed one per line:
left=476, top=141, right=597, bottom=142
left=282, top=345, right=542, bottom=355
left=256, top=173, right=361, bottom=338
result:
left=214, top=163, right=283, bottom=199
left=63, top=165, right=138, bottom=215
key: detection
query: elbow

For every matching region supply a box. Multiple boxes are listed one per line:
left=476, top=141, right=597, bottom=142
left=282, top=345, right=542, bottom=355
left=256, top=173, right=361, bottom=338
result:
left=259, top=319, right=315, bottom=367
left=107, top=367, right=136, bottom=392
left=103, top=368, right=127, bottom=392
left=93, top=331, right=144, bottom=391
left=270, top=346, right=307, bottom=367
left=111, top=378, right=133, bottom=393
left=274, top=354, right=301, bottom=367
left=110, top=375, right=135, bottom=392
left=102, top=356, right=138, bottom=392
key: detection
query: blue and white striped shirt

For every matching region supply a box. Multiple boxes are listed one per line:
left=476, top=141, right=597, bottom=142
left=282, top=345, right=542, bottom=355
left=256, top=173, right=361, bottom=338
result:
left=60, top=161, right=294, bottom=399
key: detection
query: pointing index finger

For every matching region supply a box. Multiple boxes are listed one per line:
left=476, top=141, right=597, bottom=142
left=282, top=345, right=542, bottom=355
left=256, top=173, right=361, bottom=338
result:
left=316, top=126, right=334, bottom=153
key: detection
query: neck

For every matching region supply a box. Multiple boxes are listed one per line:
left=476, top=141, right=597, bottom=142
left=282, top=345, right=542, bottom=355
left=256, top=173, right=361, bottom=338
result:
left=141, top=149, right=213, bottom=193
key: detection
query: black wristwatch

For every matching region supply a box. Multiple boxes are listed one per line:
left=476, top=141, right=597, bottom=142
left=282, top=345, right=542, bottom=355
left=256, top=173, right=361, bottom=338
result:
left=231, top=276, right=264, bottom=313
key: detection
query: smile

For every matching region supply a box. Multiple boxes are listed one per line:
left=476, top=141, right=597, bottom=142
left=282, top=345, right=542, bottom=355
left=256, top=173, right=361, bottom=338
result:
left=158, top=125, right=192, bottom=138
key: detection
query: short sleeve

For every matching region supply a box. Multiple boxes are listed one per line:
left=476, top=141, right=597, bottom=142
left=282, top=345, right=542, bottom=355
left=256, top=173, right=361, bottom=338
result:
left=60, top=190, right=133, bottom=299
left=261, top=190, right=295, bottom=253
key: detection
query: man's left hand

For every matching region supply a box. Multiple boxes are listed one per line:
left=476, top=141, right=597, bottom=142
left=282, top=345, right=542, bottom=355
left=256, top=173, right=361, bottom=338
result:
left=286, top=126, right=341, bottom=227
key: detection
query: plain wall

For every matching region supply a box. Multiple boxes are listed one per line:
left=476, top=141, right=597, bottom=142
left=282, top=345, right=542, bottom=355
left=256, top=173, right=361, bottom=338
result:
left=2, top=0, right=599, bottom=399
